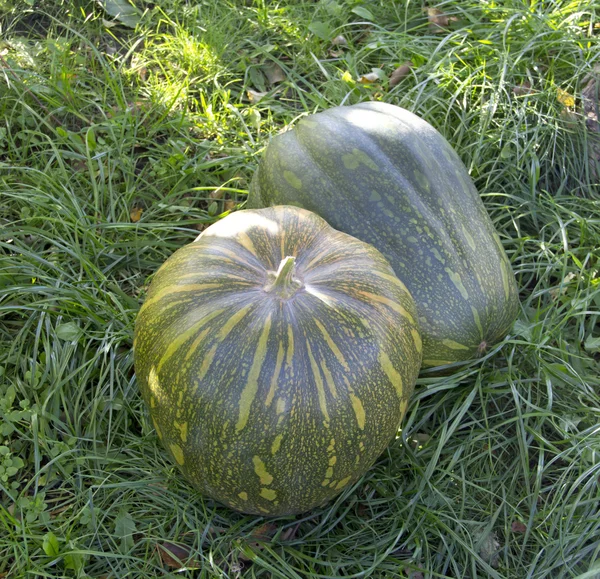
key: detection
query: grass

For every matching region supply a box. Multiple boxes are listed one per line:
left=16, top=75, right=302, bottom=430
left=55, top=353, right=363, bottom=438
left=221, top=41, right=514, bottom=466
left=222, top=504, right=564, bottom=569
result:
left=0, top=0, right=599, bottom=577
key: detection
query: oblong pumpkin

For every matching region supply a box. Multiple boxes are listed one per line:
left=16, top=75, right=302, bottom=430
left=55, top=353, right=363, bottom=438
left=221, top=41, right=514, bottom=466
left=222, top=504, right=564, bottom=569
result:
left=248, top=102, right=519, bottom=367
left=134, top=206, right=421, bottom=515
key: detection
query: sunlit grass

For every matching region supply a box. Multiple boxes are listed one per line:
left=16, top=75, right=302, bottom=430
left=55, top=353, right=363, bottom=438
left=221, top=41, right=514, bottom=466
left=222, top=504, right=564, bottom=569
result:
left=1, top=0, right=599, bottom=577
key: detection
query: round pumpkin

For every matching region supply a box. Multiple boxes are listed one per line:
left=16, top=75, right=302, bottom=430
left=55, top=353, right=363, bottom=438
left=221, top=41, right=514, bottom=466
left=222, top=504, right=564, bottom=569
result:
left=248, top=102, right=520, bottom=367
left=134, top=206, right=421, bottom=515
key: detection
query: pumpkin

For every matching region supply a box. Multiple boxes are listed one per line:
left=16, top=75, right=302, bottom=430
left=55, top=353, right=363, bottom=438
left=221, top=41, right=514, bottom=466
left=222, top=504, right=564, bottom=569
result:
left=248, top=102, right=519, bottom=367
left=134, top=206, right=421, bottom=515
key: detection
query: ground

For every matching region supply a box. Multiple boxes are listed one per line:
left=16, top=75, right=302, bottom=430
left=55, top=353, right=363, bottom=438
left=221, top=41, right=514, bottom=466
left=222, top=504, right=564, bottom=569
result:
left=0, top=1, right=599, bottom=577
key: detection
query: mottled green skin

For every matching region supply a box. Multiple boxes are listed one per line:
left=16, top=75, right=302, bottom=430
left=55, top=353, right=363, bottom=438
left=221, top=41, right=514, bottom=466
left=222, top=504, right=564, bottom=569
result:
left=248, top=102, right=520, bottom=367
left=134, top=206, right=421, bottom=515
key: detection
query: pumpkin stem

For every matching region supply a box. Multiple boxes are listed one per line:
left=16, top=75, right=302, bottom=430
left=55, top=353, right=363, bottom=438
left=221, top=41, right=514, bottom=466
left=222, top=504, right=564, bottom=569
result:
left=265, top=256, right=304, bottom=299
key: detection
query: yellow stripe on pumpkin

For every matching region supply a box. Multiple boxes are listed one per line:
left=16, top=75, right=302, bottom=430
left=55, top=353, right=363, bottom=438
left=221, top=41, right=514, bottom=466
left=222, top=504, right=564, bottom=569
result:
left=156, top=308, right=224, bottom=373
left=236, top=314, right=272, bottom=432
left=314, top=319, right=350, bottom=371
left=378, top=349, right=404, bottom=400
left=306, top=342, right=330, bottom=423
left=265, top=341, right=285, bottom=408
left=140, top=283, right=219, bottom=315
left=355, top=290, right=416, bottom=325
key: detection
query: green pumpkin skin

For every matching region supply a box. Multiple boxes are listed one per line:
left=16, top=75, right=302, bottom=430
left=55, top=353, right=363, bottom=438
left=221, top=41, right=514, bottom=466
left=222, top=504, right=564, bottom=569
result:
left=249, top=102, right=519, bottom=367
left=134, top=206, right=421, bottom=515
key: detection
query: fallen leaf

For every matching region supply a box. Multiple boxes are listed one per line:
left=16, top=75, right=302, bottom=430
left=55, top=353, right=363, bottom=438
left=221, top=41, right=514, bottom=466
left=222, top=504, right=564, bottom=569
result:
left=357, top=502, right=370, bottom=517
left=237, top=522, right=278, bottom=561
left=70, top=159, right=88, bottom=173
left=359, top=71, right=381, bottom=84
left=389, top=61, right=413, bottom=87
left=224, top=200, right=236, bottom=212
left=581, top=66, right=600, bottom=178
left=229, top=561, right=245, bottom=574
left=409, top=432, right=430, bottom=449
left=158, top=542, right=200, bottom=569
left=582, top=66, right=600, bottom=131
left=332, top=35, right=347, bottom=46
left=209, top=189, right=224, bottom=200
left=250, top=522, right=277, bottom=540
left=50, top=504, right=72, bottom=518
left=262, top=62, right=286, bottom=85
left=549, top=271, right=576, bottom=300
left=130, top=207, right=143, bottom=222
left=476, top=530, right=500, bottom=568
left=557, top=87, right=575, bottom=108
left=247, top=89, right=268, bottom=104
left=426, top=7, right=458, bottom=32
left=512, top=82, right=532, bottom=96
left=280, top=523, right=301, bottom=542
left=511, top=521, right=527, bottom=533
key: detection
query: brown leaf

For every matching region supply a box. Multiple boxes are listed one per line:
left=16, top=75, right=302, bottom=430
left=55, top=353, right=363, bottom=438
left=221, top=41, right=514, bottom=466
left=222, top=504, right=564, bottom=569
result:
left=158, top=542, right=200, bottom=569
left=426, top=7, right=458, bottom=32
left=262, top=62, right=286, bottom=85
left=512, top=82, right=532, bottom=96
left=511, top=521, right=527, bottom=533
left=357, top=502, right=370, bottom=517
left=70, top=159, right=88, bottom=173
left=237, top=522, right=278, bottom=561
left=209, top=189, right=224, bottom=200
left=389, top=61, right=413, bottom=87
left=250, top=522, right=277, bottom=540
left=130, top=207, right=143, bottom=222
left=223, top=200, right=236, bottom=212
left=50, top=504, right=72, bottom=518
left=280, top=522, right=301, bottom=542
